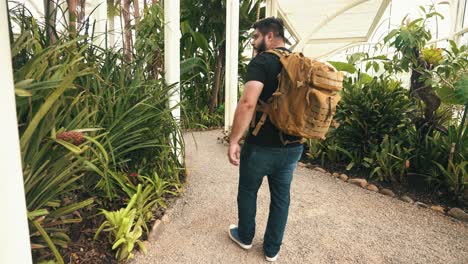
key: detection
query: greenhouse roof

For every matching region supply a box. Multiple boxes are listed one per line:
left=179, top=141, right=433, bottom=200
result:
left=276, top=0, right=390, bottom=58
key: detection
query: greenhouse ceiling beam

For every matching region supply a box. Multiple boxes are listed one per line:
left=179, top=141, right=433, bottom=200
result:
left=316, top=41, right=374, bottom=60
left=454, top=27, right=468, bottom=37
left=225, top=0, right=239, bottom=133
left=364, top=0, right=391, bottom=40
left=0, top=1, right=33, bottom=263
left=164, top=0, right=182, bottom=163
left=294, top=0, right=371, bottom=52
left=306, top=37, right=368, bottom=44
left=319, top=0, right=467, bottom=60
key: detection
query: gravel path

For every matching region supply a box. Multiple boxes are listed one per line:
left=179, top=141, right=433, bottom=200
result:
left=133, top=129, right=468, bottom=264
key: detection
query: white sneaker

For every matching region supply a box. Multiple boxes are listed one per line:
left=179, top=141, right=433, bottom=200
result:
left=265, top=254, right=278, bottom=262
left=228, top=224, right=252, bottom=250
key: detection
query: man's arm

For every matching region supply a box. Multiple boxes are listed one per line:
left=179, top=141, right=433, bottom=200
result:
left=227, top=53, right=266, bottom=166
left=229, top=80, right=264, bottom=143
left=227, top=80, right=263, bottom=165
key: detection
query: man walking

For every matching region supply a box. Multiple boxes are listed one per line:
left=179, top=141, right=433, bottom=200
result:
left=227, top=17, right=304, bottom=262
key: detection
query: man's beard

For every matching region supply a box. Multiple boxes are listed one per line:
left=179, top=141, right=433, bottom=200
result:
left=253, top=39, right=267, bottom=53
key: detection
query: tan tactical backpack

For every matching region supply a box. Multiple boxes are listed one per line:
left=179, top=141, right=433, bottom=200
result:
left=250, top=49, right=344, bottom=145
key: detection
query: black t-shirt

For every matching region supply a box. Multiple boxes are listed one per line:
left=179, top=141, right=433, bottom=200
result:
left=244, top=47, right=302, bottom=148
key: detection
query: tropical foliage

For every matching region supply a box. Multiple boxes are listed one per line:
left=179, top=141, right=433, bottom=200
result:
left=9, top=1, right=183, bottom=262
left=309, top=6, right=467, bottom=203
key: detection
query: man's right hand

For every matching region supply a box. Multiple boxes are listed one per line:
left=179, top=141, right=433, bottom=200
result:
left=228, top=142, right=241, bottom=166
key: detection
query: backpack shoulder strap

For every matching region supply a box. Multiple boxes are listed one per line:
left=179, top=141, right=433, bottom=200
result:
left=250, top=49, right=290, bottom=136
left=251, top=99, right=270, bottom=136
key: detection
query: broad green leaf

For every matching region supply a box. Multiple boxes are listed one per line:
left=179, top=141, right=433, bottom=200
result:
left=359, top=73, right=374, bottom=84
left=53, top=139, right=83, bottom=154
left=112, top=238, right=127, bottom=250
left=181, top=57, right=206, bottom=75
left=48, top=198, right=94, bottom=218
left=438, top=75, right=468, bottom=105
left=15, top=88, right=32, bottom=97
left=327, top=61, right=357, bottom=74
left=28, top=209, right=49, bottom=219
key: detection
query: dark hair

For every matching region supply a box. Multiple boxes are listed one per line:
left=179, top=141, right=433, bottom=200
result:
left=252, top=17, right=286, bottom=41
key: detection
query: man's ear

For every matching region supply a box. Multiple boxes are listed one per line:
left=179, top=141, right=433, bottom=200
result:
left=266, top=32, right=273, bottom=41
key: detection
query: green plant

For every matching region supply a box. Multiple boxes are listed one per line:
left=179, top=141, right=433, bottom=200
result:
left=369, top=135, right=413, bottom=183
left=134, top=4, right=164, bottom=79
left=330, top=76, right=413, bottom=170
left=421, top=45, right=443, bottom=65
left=381, top=5, right=456, bottom=138
left=321, top=143, right=342, bottom=165
left=28, top=198, right=94, bottom=264
left=312, top=4, right=467, bottom=202
left=305, top=139, right=324, bottom=161
left=93, top=175, right=181, bottom=261
left=119, top=178, right=174, bottom=234
left=9, top=12, right=100, bottom=261
left=433, top=42, right=468, bottom=163
left=133, top=184, right=158, bottom=234
left=179, top=0, right=259, bottom=126
left=94, top=187, right=146, bottom=261
left=434, top=161, right=468, bottom=198
left=142, top=171, right=180, bottom=207
left=434, top=42, right=468, bottom=106
left=9, top=2, right=185, bottom=262
left=411, top=124, right=467, bottom=193
left=382, top=6, right=441, bottom=73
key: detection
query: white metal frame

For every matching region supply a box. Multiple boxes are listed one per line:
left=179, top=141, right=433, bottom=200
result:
left=91, top=1, right=108, bottom=47
left=266, top=0, right=278, bottom=17
left=0, top=0, right=33, bottom=263
left=294, top=0, right=390, bottom=52
left=224, top=0, right=240, bottom=133
left=322, top=0, right=468, bottom=60
left=277, top=5, right=301, bottom=48
left=450, top=0, right=465, bottom=43
left=164, top=0, right=182, bottom=163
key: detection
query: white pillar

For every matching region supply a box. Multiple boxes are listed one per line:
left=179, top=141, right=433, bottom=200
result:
left=164, top=0, right=182, bottom=163
left=224, top=0, right=239, bottom=133
left=0, top=1, right=33, bottom=263
left=266, top=0, right=278, bottom=18
left=90, top=1, right=108, bottom=47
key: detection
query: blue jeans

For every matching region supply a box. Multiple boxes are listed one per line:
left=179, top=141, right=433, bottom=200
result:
left=237, top=142, right=304, bottom=257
